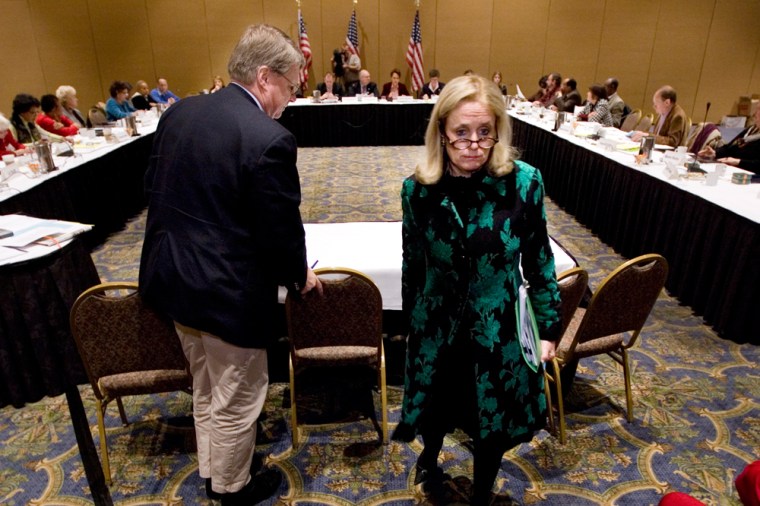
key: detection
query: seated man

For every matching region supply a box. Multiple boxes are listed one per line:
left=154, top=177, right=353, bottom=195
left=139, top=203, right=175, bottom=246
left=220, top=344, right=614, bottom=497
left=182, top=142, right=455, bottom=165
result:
left=533, top=72, right=561, bottom=108
left=604, top=78, right=627, bottom=128
left=150, top=78, right=180, bottom=105
left=316, top=72, right=344, bottom=100
left=698, top=105, right=760, bottom=174
left=132, top=80, right=158, bottom=110
left=632, top=86, right=688, bottom=147
left=421, top=69, right=444, bottom=99
left=552, top=78, right=582, bottom=113
left=347, top=70, right=379, bottom=97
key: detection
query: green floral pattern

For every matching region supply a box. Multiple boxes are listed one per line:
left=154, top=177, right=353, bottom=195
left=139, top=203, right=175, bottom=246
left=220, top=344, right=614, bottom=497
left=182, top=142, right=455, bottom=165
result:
left=396, top=161, right=561, bottom=444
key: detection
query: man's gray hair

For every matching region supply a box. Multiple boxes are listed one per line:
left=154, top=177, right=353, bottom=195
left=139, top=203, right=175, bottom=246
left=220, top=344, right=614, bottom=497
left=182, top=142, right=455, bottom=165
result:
left=228, top=24, right=304, bottom=85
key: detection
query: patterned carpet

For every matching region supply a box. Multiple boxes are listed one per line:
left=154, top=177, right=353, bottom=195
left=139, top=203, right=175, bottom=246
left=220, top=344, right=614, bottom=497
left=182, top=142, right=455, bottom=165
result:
left=0, top=146, right=757, bottom=505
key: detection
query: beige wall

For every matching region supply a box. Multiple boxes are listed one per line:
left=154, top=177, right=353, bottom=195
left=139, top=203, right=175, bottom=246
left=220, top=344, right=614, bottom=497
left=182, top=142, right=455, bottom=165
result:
left=2, top=0, right=758, bottom=123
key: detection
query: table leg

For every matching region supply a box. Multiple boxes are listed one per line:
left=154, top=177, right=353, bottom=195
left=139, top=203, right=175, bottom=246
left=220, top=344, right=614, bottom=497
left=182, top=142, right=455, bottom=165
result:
left=65, top=386, right=113, bottom=506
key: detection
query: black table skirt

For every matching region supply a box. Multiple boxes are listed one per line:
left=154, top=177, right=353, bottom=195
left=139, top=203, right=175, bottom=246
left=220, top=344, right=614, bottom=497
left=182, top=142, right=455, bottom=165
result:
left=0, top=133, right=154, bottom=248
left=511, top=117, right=760, bottom=344
left=277, top=102, right=434, bottom=147
left=0, top=240, right=101, bottom=408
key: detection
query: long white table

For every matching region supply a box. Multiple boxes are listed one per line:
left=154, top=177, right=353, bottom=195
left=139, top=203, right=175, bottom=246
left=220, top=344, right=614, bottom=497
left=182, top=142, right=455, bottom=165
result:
left=509, top=112, right=759, bottom=344
left=280, top=221, right=576, bottom=310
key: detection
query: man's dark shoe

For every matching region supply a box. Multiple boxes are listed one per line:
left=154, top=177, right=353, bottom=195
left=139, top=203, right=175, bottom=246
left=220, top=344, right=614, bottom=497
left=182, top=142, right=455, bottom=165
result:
left=205, top=455, right=265, bottom=500
left=220, top=468, right=283, bottom=505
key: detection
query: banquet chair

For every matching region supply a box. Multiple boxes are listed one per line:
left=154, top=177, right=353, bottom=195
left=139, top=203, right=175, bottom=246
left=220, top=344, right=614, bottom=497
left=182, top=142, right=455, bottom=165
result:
left=88, top=106, right=108, bottom=126
left=636, top=113, right=654, bottom=133
left=680, top=118, right=693, bottom=146
left=620, top=109, right=641, bottom=132
left=544, top=267, right=589, bottom=437
left=286, top=267, right=387, bottom=448
left=70, top=282, right=192, bottom=485
left=544, top=254, right=668, bottom=444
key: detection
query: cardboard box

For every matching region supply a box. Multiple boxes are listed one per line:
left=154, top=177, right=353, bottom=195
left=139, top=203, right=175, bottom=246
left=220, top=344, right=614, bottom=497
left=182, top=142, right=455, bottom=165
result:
left=738, top=96, right=752, bottom=116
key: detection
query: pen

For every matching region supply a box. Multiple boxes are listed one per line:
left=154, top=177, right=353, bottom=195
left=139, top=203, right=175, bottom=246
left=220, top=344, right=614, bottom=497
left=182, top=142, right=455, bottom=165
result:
left=310, top=260, right=319, bottom=269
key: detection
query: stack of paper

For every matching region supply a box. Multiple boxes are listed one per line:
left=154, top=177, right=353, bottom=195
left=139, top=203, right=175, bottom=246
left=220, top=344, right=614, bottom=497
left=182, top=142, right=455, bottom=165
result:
left=0, top=214, right=92, bottom=265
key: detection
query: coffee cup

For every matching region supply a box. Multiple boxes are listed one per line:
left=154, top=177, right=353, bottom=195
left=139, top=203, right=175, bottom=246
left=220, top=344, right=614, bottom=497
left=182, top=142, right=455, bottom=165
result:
left=2, top=154, right=14, bottom=165
left=705, top=172, right=719, bottom=186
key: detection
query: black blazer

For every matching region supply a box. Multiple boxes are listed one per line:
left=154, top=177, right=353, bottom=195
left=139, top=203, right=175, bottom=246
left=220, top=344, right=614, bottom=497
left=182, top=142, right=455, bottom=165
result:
left=316, top=82, right=344, bottom=97
left=139, top=85, right=308, bottom=348
left=347, top=81, right=380, bottom=97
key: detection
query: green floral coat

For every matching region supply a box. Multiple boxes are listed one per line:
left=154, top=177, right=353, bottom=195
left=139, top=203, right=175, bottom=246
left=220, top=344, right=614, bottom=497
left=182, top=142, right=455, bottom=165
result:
left=394, top=160, right=561, bottom=445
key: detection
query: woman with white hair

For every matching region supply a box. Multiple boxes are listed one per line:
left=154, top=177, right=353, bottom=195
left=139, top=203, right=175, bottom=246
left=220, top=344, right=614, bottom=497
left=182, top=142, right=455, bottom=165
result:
left=55, top=85, right=86, bottom=128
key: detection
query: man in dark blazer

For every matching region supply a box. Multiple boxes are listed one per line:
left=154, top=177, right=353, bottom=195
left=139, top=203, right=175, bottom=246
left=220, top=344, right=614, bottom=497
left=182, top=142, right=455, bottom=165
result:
left=347, top=69, right=380, bottom=97
left=552, top=78, right=583, bottom=113
left=139, top=24, right=321, bottom=504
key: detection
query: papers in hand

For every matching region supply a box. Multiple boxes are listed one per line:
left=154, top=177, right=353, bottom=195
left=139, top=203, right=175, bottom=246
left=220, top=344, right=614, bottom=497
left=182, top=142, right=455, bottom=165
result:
left=0, top=214, right=92, bottom=250
left=516, top=282, right=542, bottom=372
left=515, top=84, right=526, bottom=100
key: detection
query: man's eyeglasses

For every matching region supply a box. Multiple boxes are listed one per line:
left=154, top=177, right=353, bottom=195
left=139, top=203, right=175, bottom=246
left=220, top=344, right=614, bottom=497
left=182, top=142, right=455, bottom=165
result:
left=443, top=136, right=499, bottom=150
left=277, top=72, right=300, bottom=96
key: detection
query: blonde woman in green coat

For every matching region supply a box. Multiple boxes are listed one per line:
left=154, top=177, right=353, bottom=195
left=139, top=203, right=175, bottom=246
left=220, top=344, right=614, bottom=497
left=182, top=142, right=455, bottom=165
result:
left=393, top=75, right=562, bottom=504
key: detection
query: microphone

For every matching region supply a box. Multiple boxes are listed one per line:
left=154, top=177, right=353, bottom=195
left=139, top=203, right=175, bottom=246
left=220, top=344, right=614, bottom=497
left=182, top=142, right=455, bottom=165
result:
left=703, top=101, right=711, bottom=126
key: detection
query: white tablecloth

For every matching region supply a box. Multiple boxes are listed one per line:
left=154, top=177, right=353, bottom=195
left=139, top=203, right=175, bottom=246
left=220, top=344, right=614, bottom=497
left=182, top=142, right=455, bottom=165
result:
left=510, top=111, right=760, bottom=224
left=280, top=221, right=576, bottom=310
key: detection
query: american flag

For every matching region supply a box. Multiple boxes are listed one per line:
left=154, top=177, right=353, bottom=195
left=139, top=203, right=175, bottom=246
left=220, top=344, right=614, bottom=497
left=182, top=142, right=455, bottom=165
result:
left=298, top=9, right=312, bottom=86
left=405, top=10, right=424, bottom=92
left=345, top=9, right=358, bottom=55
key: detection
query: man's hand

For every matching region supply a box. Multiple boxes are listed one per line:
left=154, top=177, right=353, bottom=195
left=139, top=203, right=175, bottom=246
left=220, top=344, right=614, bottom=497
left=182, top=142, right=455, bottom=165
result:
left=300, top=268, right=323, bottom=296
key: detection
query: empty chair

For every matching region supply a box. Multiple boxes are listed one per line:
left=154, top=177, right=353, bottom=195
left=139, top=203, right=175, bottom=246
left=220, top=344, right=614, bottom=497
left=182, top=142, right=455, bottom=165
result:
left=619, top=109, right=642, bottom=132
left=286, top=267, right=387, bottom=447
left=544, top=254, right=668, bottom=444
left=70, top=282, right=191, bottom=484
left=544, top=267, right=589, bottom=437
left=88, top=106, right=108, bottom=126
left=636, top=113, right=654, bottom=133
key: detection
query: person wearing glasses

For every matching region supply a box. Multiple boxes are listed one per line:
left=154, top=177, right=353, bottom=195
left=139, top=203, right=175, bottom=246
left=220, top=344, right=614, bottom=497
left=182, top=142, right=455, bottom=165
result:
left=393, top=75, right=561, bottom=505
left=139, top=24, right=320, bottom=504
left=576, top=83, right=613, bottom=127
left=347, top=69, right=379, bottom=97
left=10, top=93, right=42, bottom=144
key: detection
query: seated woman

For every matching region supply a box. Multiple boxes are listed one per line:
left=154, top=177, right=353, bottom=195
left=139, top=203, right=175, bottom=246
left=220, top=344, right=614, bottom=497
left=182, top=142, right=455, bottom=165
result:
left=698, top=105, right=760, bottom=174
left=55, top=85, right=86, bottom=128
left=381, top=68, right=410, bottom=100
left=10, top=93, right=42, bottom=144
left=209, top=75, right=226, bottom=94
left=0, top=114, right=29, bottom=156
left=577, top=84, right=613, bottom=127
left=36, top=94, right=79, bottom=138
left=131, top=80, right=156, bottom=110
left=316, top=72, right=344, bottom=100
left=106, top=80, right=136, bottom=121
left=492, top=71, right=508, bottom=96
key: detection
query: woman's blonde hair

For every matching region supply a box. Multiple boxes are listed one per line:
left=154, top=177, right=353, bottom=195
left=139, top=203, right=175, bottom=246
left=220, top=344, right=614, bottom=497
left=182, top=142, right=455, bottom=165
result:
left=416, top=75, right=516, bottom=184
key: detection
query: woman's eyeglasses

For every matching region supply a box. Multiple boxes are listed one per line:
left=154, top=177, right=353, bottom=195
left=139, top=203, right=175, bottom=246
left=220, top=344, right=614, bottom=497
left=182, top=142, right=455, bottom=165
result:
left=443, top=136, right=499, bottom=150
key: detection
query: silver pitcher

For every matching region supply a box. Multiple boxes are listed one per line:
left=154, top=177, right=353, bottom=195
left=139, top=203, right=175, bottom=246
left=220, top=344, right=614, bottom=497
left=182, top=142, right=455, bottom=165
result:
left=125, top=115, right=139, bottom=136
left=34, top=140, right=57, bottom=173
left=639, top=135, right=655, bottom=164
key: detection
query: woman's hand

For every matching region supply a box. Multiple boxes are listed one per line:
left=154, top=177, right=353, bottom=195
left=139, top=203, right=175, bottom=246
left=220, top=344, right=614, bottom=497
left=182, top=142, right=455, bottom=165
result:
left=717, top=156, right=740, bottom=167
left=698, top=145, right=716, bottom=160
left=541, top=340, right=557, bottom=363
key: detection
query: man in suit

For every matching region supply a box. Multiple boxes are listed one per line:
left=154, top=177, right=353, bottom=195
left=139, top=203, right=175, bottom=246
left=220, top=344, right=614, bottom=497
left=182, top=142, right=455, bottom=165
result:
left=604, top=77, right=627, bottom=128
left=632, top=86, right=688, bottom=147
left=552, top=77, right=582, bottom=113
left=316, top=71, right=344, bottom=99
left=139, top=24, right=321, bottom=505
left=347, top=69, right=380, bottom=97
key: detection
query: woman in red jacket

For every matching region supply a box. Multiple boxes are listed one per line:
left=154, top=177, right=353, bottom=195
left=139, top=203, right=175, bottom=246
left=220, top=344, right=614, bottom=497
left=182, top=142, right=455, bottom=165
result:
left=0, top=114, right=28, bottom=156
left=36, top=94, right=79, bottom=138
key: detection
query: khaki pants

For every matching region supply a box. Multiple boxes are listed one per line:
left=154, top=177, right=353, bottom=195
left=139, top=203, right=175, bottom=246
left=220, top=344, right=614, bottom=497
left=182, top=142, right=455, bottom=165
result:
left=175, top=322, right=268, bottom=494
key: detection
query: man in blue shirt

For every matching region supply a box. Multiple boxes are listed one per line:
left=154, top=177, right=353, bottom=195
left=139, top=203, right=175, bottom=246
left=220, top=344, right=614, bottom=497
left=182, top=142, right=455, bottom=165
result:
left=150, top=78, right=181, bottom=104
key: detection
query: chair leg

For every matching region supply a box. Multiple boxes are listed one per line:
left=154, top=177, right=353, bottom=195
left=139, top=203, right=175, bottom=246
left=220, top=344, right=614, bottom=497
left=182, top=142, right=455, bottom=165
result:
left=622, top=349, right=634, bottom=423
left=116, top=397, right=128, bottom=426
left=543, top=372, right=556, bottom=435
left=95, top=399, right=112, bottom=486
left=379, top=343, right=388, bottom=444
left=551, top=359, right=567, bottom=444
left=289, top=354, right=299, bottom=448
